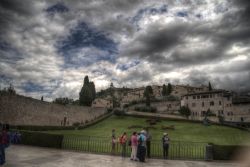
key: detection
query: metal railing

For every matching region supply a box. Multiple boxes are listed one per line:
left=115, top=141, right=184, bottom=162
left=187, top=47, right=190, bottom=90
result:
left=62, top=136, right=207, bottom=160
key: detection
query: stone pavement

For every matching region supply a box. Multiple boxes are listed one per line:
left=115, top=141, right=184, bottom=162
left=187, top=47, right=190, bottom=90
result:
left=3, top=145, right=244, bottom=167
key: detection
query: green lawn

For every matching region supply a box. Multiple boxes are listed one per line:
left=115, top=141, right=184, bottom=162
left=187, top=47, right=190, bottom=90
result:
left=47, top=115, right=250, bottom=145
left=43, top=115, right=250, bottom=159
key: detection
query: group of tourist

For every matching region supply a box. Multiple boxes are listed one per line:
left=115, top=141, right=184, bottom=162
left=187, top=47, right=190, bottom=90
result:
left=0, top=123, right=21, bottom=165
left=112, top=129, right=170, bottom=162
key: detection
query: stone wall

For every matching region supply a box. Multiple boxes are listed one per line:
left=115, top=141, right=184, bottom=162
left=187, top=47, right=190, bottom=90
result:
left=0, top=94, right=107, bottom=126
left=128, top=101, right=180, bottom=114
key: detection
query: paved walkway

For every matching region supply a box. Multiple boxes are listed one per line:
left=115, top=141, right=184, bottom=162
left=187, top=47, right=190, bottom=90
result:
left=2, top=145, right=245, bottom=167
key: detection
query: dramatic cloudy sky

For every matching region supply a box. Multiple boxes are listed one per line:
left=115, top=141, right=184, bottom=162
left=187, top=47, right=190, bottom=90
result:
left=0, top=0, right=250, bottom=101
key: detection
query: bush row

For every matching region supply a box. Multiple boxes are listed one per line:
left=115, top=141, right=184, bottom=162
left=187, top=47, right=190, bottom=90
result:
left=20, top=131, right=63, bottom=148
left=134, top=106, right=157, bottom=113
left=212, top=144, right=250, bottom=160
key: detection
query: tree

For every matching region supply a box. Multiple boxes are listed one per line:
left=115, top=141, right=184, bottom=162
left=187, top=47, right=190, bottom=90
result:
left=162, top=84, right=167, bottom=96
left=208, top=82, right=212, bottom=91
left=79, top=76, right=96, bottom=106
left=167, top=83, right=172, bottom=95
left=89, top=82, right=96, bottom=101
left=7, top=84, right=16, bottom=94
left=84, top=76, right=89, bottom=85
left=79, top=86, right=93, bottom=106
left=53, top=97, right=73, bottom=105
left=203, top=109, right=216, bottom=125
left=144, top=86, right=153, bottom=107
left=179, top=106, right=191, bottom=118
left=41, top=96, right=43, bottom=101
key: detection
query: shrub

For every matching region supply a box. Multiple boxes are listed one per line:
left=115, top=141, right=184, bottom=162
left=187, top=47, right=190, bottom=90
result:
left=179, top=106, right=191, bottom=118
left=123, top=104, right=129, bottom=108
left=113, top=108, right=125, bottom=116
left=134, top=106, right=157, bottom=113
left=72, top=122, right=80, bottom=127
left=107, top=108, right=113, bottom=113
left=218, top=115, right=224, bottom=124
left=10, top=125, right=74, bottom=131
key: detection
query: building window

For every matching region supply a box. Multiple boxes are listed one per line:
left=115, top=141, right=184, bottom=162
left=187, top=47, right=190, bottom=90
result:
left=192, top=103, right=196, bottom=107
left=210, top=94, right=212, bottom=98
left=241, top=117, right=244, bottom=122
left=210, top=101, right=214, bottom=106
left=219, top=101, right=222, bottom=105
left=202, top=102, right=204, bottom=107
left=193, top=96, right=196, bottom=99
left=197, top=96, right=200, bottom=99
left=221, top=111, right=224, bottom=114
left=186, top=96, right=188, bottom=100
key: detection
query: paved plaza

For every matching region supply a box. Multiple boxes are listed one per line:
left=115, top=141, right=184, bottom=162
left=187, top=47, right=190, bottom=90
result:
left=2, top=145, right=245, bottom=167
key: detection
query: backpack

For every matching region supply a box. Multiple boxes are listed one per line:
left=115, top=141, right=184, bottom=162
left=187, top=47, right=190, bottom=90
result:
left=138, top=136, right=143, bottom=145
left=128, top=139, right=131, bottom=146
left=119, top=136, right=123, bottom=144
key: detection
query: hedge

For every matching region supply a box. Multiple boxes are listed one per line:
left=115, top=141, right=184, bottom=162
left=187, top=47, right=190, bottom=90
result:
left=20, top=131, right=63, bottom=149
left=10, top=125, right=75, bottom=131
left=212, top=144, right=250, bottom=160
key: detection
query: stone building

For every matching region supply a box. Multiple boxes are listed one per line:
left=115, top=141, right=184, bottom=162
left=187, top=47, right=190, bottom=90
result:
left=121, top=87, right=144, bottom=105
left=91, top=98, right=112, bottom=108
left=172, top=85, right=209, bottom=98
left=181, top=90, right=250, bottom=123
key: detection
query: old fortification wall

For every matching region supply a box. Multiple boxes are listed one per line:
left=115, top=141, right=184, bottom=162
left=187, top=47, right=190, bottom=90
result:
left=0, top=94, right=107, bottom=126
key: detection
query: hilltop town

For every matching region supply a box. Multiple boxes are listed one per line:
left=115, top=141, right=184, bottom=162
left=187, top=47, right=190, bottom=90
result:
left=92, top=83, right=250, bottom=124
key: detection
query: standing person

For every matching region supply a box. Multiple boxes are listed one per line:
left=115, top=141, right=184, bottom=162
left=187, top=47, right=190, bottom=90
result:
left=145, top=128, right=152, bottom=158
left=137, top=130, right=147, bottom=162
left=119, top=132, right=127, bottom=157
left=111, top=129, right=116, bottom=155
left=162, top=133, right=170, bottom=159
left=130, top=132, right=138, bottom=161
left=111, top=135, right=116, bottom=155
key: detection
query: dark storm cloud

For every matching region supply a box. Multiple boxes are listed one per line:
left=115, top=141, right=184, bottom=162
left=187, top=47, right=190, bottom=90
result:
left=122, top=1, right=250, bottom=69
left=0, top=0, right=37, bottom=15
left=122, top=22, right=191, bottom=63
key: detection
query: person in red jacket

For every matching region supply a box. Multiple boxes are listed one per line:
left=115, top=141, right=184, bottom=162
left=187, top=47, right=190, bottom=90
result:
left=119, top=132, right=127, bottom=157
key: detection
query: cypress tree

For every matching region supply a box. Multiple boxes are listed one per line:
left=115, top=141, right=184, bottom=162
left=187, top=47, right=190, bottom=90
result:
left=167, top=83, right=172, bottom=95
left=144, top=86, right=153, bottom=107
left=162, top=84, right=167, bottom=96
left=208, top=82, right=212, bottom=91
left=79, top=76, right=96, bottom=106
